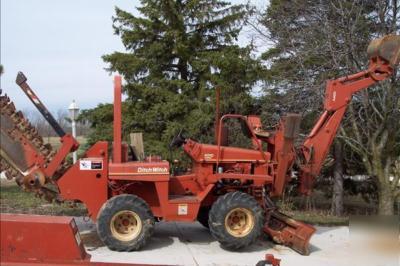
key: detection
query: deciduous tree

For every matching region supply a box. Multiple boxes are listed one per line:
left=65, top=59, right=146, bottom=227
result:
left=258, top=0, right=399, bottom=214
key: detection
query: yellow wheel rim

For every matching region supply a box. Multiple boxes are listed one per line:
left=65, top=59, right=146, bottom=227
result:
left=224, top=207, right=255, bottom=237
left=110, top=210, right=142, bottom=241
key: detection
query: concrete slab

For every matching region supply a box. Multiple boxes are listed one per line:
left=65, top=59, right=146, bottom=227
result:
left=76, top=218, right=353, bottom=266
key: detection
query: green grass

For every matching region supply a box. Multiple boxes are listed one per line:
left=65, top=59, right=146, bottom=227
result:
left=275, top=190, right=379, bottom=226
left=286, top=210, right=349, bottom=226
left=0, top=180, right=86, bottom=216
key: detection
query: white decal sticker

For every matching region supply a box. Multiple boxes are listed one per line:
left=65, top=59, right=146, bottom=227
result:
left=178, top=204, right=188, bottom=215
left=79, top=160, right=92, bottom=170
left=79, top=159, right=103, bottom=170
left=70, top=220, right=77, bottom=230
left=75, top=231, right=82, bottom=246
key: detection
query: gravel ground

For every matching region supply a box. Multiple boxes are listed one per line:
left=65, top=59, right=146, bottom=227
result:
left=75, top=218, right=370, bottom=266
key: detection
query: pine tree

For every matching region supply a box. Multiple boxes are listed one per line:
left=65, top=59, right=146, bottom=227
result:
left=90, top=0, right=263, bottom=157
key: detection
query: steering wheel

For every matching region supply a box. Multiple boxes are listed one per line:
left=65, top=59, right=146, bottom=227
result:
left=169, top=129, right=186, bottom=149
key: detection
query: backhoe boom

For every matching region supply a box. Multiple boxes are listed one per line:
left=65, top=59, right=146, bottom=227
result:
left=298, top=35, right=400, bottom=195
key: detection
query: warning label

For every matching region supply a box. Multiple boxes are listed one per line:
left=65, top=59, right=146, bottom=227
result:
left=178, top=204, right=188, bottom=215
left=79, top=159, right=103, bottom=170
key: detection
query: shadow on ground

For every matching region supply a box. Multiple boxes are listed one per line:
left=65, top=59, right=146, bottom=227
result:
left=80, top=221, right=289, bottom=253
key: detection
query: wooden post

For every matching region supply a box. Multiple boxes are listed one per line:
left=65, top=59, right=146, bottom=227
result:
left=130, top=132, right=144, bottom=160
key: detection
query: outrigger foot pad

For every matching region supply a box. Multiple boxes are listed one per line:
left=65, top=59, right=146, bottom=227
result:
left=263, top=210, right=316, bottom=256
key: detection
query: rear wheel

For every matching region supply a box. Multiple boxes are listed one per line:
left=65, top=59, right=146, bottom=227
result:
left=96, top=194, right=154, bottom=251
left=209, top=191, right=264, bottom=249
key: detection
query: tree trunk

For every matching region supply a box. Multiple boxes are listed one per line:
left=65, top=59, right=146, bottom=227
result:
left=303, top=195, right=315, bottom=211
left=378, top=185, right=394, bottom=215
left=331, top=141, right=344, bottom=216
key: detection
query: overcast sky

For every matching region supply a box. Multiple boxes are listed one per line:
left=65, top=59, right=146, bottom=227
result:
left=1, top=0, right=266, bottom=113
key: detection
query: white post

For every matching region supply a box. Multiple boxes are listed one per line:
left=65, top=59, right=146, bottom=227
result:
left=71, top=119, right=77, bottom=163
left=68, top=100, right=79, bottom=164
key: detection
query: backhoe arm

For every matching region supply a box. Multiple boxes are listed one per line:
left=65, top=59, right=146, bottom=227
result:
left=262, top=35, right=399, bottom=256
left=298, top=35, right=400, bottom=194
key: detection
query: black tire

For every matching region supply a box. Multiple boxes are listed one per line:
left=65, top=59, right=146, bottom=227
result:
left=209, top=191, right=265, bottom=250
left=96, top=194, right=155, bottom=251
left=255, top=260, right=269, bottom=266
left=197, top=206, right=210, bottom=228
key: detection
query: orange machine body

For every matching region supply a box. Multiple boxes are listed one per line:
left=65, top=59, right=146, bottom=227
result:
left=54, top=56, right=395, bottom=224
left=6, top=35, right=398, bottom=256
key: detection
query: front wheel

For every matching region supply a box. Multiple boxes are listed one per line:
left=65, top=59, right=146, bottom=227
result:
left=209, top=191, right=265, bottom=249
left=96, top=194, right=155, bottom=251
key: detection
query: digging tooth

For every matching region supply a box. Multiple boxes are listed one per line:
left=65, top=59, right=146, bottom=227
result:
left=40, top=146, right=51, bottom=156
left=45, top=155, right=53, bottom=163
left=17, top=118, right=28, bottom=129
left=11, top=115, right=21, bottom=125
left=30, top=127, right=38, bottom=136
left=6, top=103, right=16, bottom=115
left=8, top=128, right=19, bottom=140
left=25, top=132, right=34, bottom=141
left=33, top=137, right=44, bottom=148
left=24, top=122, right=32, bottom=130
left=0, top=95, right=10, bottom=109
left=44, top=143, right=52, bottom=149
left=0, top=95, right=11, bottom=110
left=25, top=129, right=35, bottom=140
left=42, top=145, right=54, bottom=158
left=18, top=121, right=29, bottom=131
left=16, top=111, right=24, bottom=118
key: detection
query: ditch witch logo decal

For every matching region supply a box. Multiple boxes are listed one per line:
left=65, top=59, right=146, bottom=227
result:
left=137, top=167, right=169, bottom=174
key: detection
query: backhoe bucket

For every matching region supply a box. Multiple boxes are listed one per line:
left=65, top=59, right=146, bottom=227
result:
left=264, top=210, right=316, bottom=255
left=367, top=35, right=400, bottom=67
